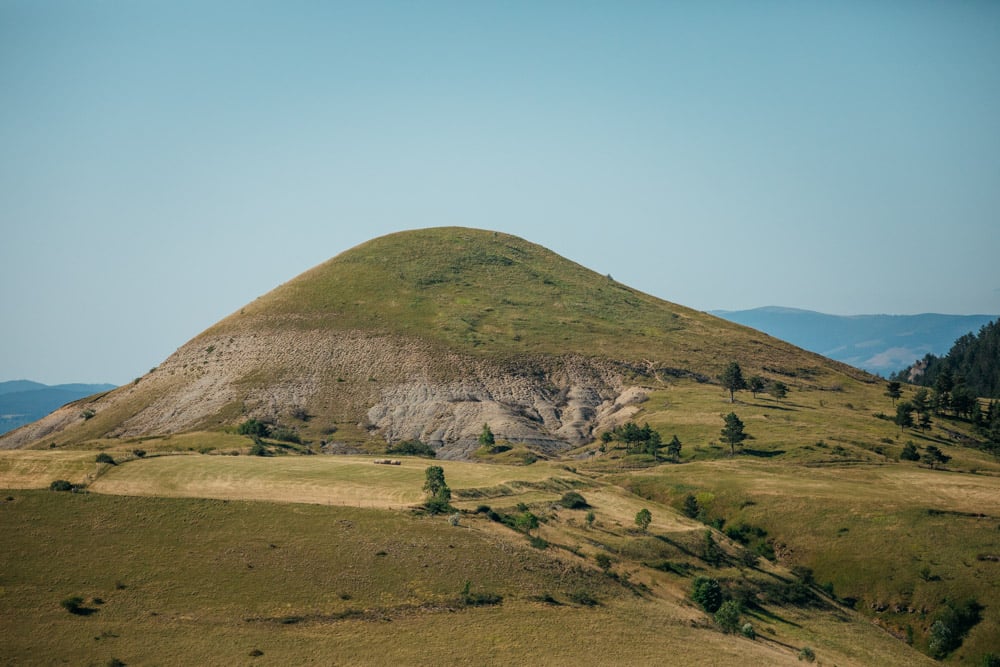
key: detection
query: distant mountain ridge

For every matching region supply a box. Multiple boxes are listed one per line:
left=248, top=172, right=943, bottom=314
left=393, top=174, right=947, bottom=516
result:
left=711, top=307, right=997, bottom=376
left=0, top=381, right=116, bottom=435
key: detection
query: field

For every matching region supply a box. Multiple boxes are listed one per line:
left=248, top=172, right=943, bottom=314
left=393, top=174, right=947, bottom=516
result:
left=2, top=444, right=977, bottom=666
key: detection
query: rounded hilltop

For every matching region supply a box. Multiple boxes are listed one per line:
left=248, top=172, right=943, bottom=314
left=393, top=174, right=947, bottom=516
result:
left=1, top=226, right=867, bottom=457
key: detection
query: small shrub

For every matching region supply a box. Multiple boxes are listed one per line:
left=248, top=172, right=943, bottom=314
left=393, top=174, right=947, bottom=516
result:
left=568, top=589, right=599, bottom=606
left=559, top=491, right=589, bottom=509
left=585, top=510, right=596, bottom=528
left=238, top=419, right=270, bottom=438
left=461, top=581, right=502, bottom=606
left=595, top=552, right=613, bottom=572
left=106, top=659, right=126, bottom=667
left=741, top=622, right=756, bottom=639
left=448, top=513, right=461, bottom=526
left=81, top=409, right=96, bottom=420
left=714, top=600, right=742, bottom=633
left=249, top=648, right=264, bottom=657
left=61, top=596, right=85, bottom=614
left=798, top=647, right=815, bottom=662
left=50, top=480, right=73, bottom=492
left=270, top=426, right=301, bottom=444
left=387, top=439, right=436, bottom=458
left=132, top=449, right=146, bottom=458
left=95, top=452, right=115, bottom=465
left=529, top=535, right=549, bottom=549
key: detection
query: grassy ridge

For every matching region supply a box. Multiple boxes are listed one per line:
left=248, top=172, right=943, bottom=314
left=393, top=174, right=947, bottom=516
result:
left=206, top=227, right=865, bottom=381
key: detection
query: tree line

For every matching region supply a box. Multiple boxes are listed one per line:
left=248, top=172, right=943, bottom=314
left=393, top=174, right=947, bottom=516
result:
left=894, top=318, right=1000, bottom=399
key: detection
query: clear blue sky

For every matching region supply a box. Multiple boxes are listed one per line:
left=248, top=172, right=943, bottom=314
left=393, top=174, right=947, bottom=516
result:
left=2, top=1, right=999, bottom=385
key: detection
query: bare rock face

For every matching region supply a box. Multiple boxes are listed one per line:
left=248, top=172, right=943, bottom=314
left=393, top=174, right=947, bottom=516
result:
left=0, top=326, right=647, bottom=459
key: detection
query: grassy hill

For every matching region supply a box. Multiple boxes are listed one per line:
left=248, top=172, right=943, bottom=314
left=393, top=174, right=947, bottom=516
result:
left=1, top=227, right=997, bottom=664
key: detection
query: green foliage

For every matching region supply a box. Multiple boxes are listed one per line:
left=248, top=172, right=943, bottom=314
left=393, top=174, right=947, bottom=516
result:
left=900, top=441, right=920, bottom=461
left=634, top=508, right=652, bottom=532
left=702, top=530, right=723, bottom=566
left=682, top=493, right=699, bottom=519
left=719, top=362, right=747, bottom=402
left=923, top=444, right=950, bottom=468
left=714, top=599, right=742, bottom=633
left=270, top=426, right=302, bottom=444
left=607, top=421, right=662, bottom=456
left=720, top=412, right=748, bottom=455
left=80, top=409, right=96, bottom=420
left=514, top=511, right=539, bottom=535
left=928, top=598, right=982, bottom=658
left=423, top=466, right=452, bottom=513
left=460, top=580, right=502, bottom=607
left=95, top=452, right=115, bottom=465
left=558, top=491, right=589, bottom=509
left=798, top=646, right=816, bottom=662
left=478, top=423, right=495, bottom=446
left=691, top=576, right=723, bottom=613
left=894, top=401, right=914, bottom=432
left=741, top=622, right=756, bottom=639
left=238, top=419, right=270, bottom=438
left=386, top=439, right=436, bottom=458
left=885, top=381, right=902, bottom=405
left=49, top=480, right=73, bottom=492
left=585, top=510, right=596, bottom=529
left=902, top=319, right=1000, bottom=399
left=748, top=376, right=765, bottom=398
left=595, top=552, right=612, bottom=572
left=567, top=589, right=599, bottom=606
left=60, top=595, right=85, bottom=614
left=768, top=380, right=788, bottom=401
left=666, top=435, right=682, bottom=461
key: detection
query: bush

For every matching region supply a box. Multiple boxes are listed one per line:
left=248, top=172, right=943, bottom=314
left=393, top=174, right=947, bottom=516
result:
left=81, top=409, right=96, bottom=420
left=238, top=419, right=270, bottom=438
left=95, top=452, right=116, bottom=465
left=387, top=439, right=437, bottom=458
left=132, top=449, right=146, bottom=458
left=595, top=553, right=613, bottom=572
left=558, top=491, right=589, bottom=509
left=60, top=595, right=85, bottom=614
left=270, top=426, right=301, bottom=444
left=568, top=589, right=599, bottom=606
left=691, top=576, right=723, bottom=613
left=461, top=581, right=502, bottom=606
left=529, top=535, right=549, bottom=549
left=49, top=480, right=73, bottom=492
left=741, top=622, right=756, bottom=639
left=714, top=600, right=742, bottom=633
left=798, top=647, right=815, bottom=662
left=900, top=441, right=920, bottom=461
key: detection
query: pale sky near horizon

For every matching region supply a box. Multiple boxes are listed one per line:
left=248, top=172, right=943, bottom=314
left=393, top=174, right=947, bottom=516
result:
left=2, top=2, right=999, bottom=385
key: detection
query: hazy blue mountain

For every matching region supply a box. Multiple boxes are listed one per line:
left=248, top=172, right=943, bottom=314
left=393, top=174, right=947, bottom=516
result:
left=711, top=307, right=997, bottom=376
left=0, top=381, right=116, bottom=435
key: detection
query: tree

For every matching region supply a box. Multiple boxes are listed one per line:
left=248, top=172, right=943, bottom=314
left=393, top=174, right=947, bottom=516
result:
left=923, top=445, right=950, bottom=469
left=885, top=381, right=902, bottom=406
left=894, top=402, right=914, bottom=433
left=714, top=600, right=742, bottom=633
left=478, top=423, right=495, bottom=447
left=635, top=508, right=652, bottom=533
left=900, top=441, right=920, bottom=461
left=585, top=510, right=596, bottom=529
left=423, top=466, right=452, bottom=513
left=691, top=576, right=723, bottom=613
left=912, top=388, right=930, bottom=414
left=423, top=466, right=447, bottom=496
left=719, top=362, right=747, bottom=403
left=748, top=376, right=765, bottom=399
left=514, top=511, right=539, bottom=535
left=721, top=412, right=748, bottom=455
left=666, top=435, right=682, bottom=461
left=682, top=493, right=699, bottom=519
left=769, top=380, right=788, bottom=402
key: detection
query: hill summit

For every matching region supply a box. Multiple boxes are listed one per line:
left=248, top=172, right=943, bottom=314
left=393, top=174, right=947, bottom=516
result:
left=1, top=227, right=866, bottom=457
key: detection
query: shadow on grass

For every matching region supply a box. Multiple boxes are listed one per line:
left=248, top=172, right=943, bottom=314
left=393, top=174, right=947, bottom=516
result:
left=741, top=448, right=786, bottom=458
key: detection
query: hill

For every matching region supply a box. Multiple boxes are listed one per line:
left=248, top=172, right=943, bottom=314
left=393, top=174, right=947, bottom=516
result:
left=2, top=228, right=998, bottom=664
left=0, top=228, right=867, bottom=456
left=0, top=382, right=116, bottom=435
left=712, top=307, right=997, bottom=376
left=895, top=318, right=1000, bottom=398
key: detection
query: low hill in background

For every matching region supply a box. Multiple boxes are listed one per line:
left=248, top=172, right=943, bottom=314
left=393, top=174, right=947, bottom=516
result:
left=712, top=307, right=996, bottom=376
left=0, top=381, right=116, bottom=435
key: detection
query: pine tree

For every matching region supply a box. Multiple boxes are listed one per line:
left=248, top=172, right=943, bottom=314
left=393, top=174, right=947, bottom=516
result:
left=721, top=412, right=748, bottom=455
left=719, top=362, right=747, bottom=403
